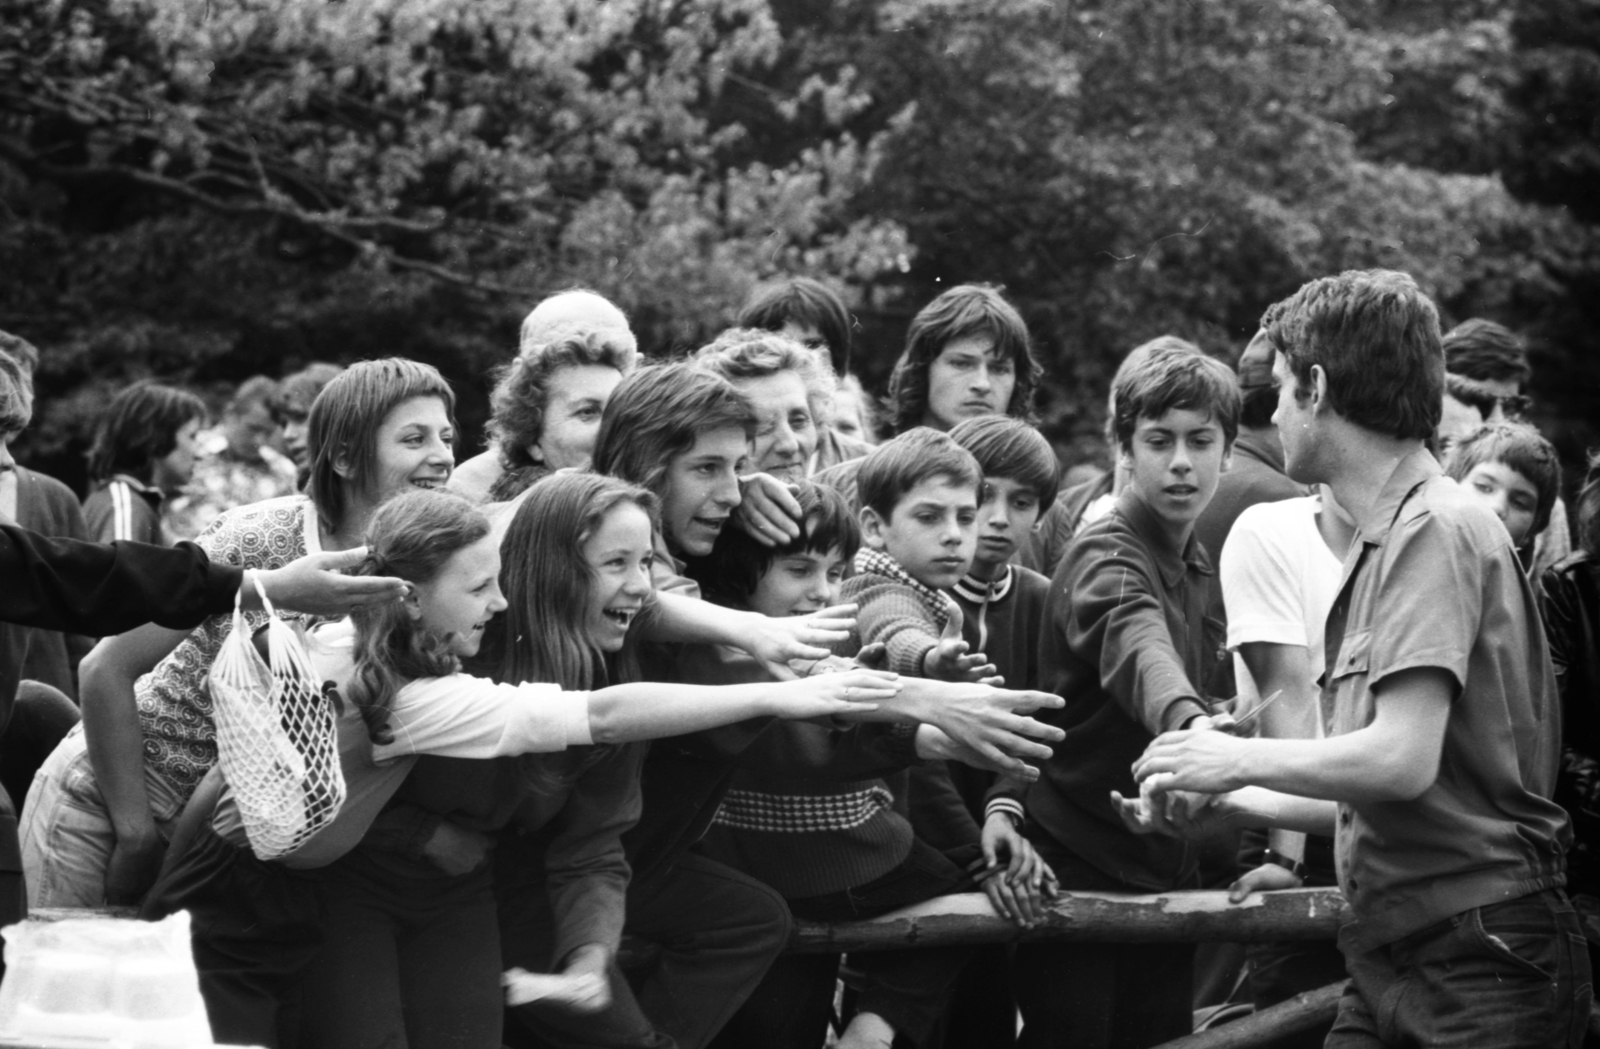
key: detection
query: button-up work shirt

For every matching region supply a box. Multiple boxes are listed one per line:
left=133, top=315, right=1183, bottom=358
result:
left=1321, top=450, right=1568, bottom=954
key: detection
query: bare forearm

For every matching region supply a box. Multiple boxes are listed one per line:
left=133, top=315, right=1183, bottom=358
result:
left=585, top=682, right=772, bottom=744
left=637, top=591, right=742, bottom=646
left=1223, top=787, right=1338, bottom=837
left=1240, top=729, right=1434, bottom=804
left=79, top=659, right=157, bottom=837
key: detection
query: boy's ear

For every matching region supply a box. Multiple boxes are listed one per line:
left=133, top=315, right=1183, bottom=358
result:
left=1308, top=365, right=1331, bottom=416
left=859, top=505, right=889, bottom=550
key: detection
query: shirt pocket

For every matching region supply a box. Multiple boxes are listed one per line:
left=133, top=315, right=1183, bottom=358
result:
left=1324, top=628, right=1373, bottom=732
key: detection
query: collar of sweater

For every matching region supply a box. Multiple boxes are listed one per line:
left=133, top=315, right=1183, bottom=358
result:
left=953, top=565, right=1013, bottom=606
left=853, top=548, right=952, bottom=628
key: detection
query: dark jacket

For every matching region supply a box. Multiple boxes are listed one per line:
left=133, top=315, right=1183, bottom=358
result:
left=1024, top=490, right=1223, bottom=892
left=1542, top=551, right=1600, bottom=896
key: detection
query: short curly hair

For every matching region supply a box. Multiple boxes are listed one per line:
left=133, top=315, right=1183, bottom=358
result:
left=885, top=284, right=1040, bottom=435
left=488, top=330, right=637, bottom=474
left=692, top=328, right=836, bottom=430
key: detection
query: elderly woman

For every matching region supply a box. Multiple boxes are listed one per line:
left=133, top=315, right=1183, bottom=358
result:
left=691, top=328, right=845, bottom=484
left=478, top=329, right=637, bottom=503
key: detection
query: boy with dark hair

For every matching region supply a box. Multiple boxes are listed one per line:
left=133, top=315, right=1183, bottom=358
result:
left=1012, top=344, right=1240, bottom=1049
left=1442, top=317, right=1531, bottom=396
left=884, top=284, right=1041, bottom=436
left=1130, top=270, right=1588, bottom=1048
left=846, top=428, right=994, bottom=680
left=737, top=276, right=854, bottom=380
left=1446, top=420, right=1562, bottom=566
left=82, top=381, right=209, bottom=545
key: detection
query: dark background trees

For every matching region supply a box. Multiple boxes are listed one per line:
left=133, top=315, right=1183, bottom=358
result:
left=2, top=0, right=1595, bottom=491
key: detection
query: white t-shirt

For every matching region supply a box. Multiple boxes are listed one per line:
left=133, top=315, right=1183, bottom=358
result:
left=211, top=619, right=593, bottom=868
left=1220, top=495, right=1344, bottom=733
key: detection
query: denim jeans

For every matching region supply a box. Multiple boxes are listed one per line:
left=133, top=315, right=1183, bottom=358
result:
left=19, top=724, right=186, bottom=907
left=1328, top=888, right=1592, bottom=1049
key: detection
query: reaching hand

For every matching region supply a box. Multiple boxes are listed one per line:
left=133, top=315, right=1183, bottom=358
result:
left=976, top=815, right=1057, bottom=928
left=903, top=679, right=1063, bottom=778
left=1228, top=862, right=1302, bottom=904
left=1132, top=724, right=1251, bottom=795
left=746, top=604, right=857, bottom=680
left=249, top=547, right=407, bottom=616
left=774, top=668, right=901, bottom=719
left=1109, top=783, right=1228, bottom=840
left=732, top=473, right=803, bottom=548
left=922, top=602, right=998, bottom=683
left=419, top=820, right=496, bottom=876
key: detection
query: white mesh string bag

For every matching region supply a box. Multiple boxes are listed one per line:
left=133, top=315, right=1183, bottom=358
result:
left=208, top=575, right=346, bottom=860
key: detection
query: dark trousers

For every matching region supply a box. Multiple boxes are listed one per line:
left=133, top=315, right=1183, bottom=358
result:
left=504, top=849, right=789, bottom=1049
left=712, top=838, right=973, bottom=1049
left=141, top=826, right=325, bottom=1049
left=1328, top=888, right=1592, bottom=1049
left=299, top=848, right=503, bottom=1049
left=938, top=945, right=1018, bottom=1049
left=1244, top=833, right=1346, bottom=1049
left=1013, top=836, right=1196, bottom=1049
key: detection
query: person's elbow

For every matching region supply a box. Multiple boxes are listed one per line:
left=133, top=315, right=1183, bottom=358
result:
left=1369, top=748, right=1440, bottom=802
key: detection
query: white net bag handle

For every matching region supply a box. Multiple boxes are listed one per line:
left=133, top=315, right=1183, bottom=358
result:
left=209, top=573, right=347, bottom=860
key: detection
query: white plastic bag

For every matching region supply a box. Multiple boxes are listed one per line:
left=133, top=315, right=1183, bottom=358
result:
left=0, top=910, right=214, bottom=1047
left=208, top=575, right=345, bottom=861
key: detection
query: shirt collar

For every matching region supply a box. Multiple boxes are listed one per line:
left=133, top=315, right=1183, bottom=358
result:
left=1114, top=488, right=1210, bottom=587
left=953, top=564, right=1013, bottom=606
left=853, top=548, right=953, bottom=628
left=1353, top=448, right=1441, bottom=545
left=1232, top=428, right=1288, bottom=476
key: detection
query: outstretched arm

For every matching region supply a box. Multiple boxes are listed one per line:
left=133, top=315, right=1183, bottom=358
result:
left=1133, top=667, right=1454, bottom=806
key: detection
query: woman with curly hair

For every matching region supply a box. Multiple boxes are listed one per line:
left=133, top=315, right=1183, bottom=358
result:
left=482, top=329, right=638, bottom=503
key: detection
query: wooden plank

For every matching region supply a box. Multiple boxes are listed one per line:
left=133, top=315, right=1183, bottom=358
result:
left=790, top=888, right=1348, bottom=953
left=21, top=906, right=139, bottom=923
left=1152, top=982, right=1344, bottom=1049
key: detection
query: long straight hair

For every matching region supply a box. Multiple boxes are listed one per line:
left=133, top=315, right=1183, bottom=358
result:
left=489, top=472, right=660, bottom=692
left=346, top=489, right=489, bottom=742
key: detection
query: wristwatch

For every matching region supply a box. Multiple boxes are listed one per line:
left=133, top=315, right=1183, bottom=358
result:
left=1261, top=849, right=1306, bottom=879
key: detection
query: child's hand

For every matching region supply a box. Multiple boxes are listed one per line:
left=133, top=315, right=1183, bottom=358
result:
left=976, top=814, right=1058, bottom=928
left=747, top=604, right=858, bottom=680
left=923, top=602, right=999, bottom=683
left=775, top=668, right=901, bottom=718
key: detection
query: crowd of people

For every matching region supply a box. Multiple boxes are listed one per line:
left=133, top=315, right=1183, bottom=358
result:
left=0, top=268, right=1594, bottom=1049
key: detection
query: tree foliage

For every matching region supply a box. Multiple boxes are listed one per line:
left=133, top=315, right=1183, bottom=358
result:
left=1, top=0, right=1595, bottom=484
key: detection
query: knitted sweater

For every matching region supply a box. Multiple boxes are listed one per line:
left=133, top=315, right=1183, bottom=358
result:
left=831, top=548, right=952, bottom=675
left=693, top=645, right=914, bottom=899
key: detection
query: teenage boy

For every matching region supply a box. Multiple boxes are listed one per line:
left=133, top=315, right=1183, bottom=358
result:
left=1012, top=345, right=1240, bottom=1049
left=1130, top=270, right=1588, bottom=1048
left=1445, top=420, right=1562, bottom=571
left=932, top=415, right=1061, bottom=1048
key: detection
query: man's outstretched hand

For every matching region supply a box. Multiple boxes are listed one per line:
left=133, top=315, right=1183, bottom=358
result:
left=247, top=547, right=406, bottom=616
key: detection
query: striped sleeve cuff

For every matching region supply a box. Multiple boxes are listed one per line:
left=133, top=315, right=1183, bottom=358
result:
left=985, top=795, right=1025, bottom=828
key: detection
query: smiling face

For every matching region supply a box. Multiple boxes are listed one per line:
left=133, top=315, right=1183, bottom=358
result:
left=749, top=546, right=848, bottom=618
left=1122, top=407, right=1230, bottom=540
left=367, top=396, right=455, bottom=503
left=923, top=334, right=1016, bottom=431
left=410, top=534, right=507, bottom=659
left=863, top=475, right=979, bottom=590
left=532, top=364, right=623, bottom=472
left=973, top=475, right=1044, bottom=573
left=581, top=501, right=656, bottom=652
left=739, top=370, right=818, bottom=483
left=1458, top=460, right=1541, bottom=546
left=659, top=426, right=748, bottom=558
